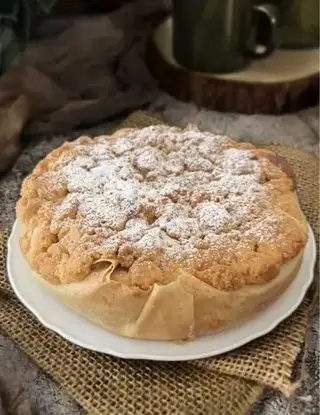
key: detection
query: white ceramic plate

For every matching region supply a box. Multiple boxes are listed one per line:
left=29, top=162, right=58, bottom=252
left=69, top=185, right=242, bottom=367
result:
left=7, top=220, right=316, bottom=361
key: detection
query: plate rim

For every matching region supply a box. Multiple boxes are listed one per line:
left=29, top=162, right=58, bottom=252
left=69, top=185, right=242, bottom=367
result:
left=7, top=219, right=316, bottom=361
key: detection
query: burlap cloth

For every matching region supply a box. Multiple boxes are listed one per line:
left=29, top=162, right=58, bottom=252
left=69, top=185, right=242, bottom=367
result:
left=0, top=112, right=319, bottom=414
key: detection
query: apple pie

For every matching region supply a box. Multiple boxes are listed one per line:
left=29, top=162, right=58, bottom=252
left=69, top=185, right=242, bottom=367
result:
left=16, top=124, right=308, bottom=340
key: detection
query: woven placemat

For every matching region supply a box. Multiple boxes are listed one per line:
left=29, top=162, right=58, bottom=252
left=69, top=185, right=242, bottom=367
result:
left=0, top=112, right=319, bottom=414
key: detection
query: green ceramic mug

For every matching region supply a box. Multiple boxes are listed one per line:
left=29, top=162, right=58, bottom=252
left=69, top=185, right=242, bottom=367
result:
left=276, top=0, right=319, bottom=48
left=173, top=0, right=278, bottom=73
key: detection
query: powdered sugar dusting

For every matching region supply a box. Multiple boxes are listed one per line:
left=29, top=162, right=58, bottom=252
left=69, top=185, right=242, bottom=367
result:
left=198, top=203, right=232, bottom=233
left=49, top=124, right=277, bottom=268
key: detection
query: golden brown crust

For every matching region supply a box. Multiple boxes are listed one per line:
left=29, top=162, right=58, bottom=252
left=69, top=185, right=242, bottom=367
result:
left=16, top=124, right=308, bottom=340
left=265, top=153, right=296, bottom=186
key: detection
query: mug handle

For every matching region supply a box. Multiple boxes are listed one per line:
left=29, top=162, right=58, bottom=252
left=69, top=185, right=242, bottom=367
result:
left=247, top=3, right=278, bottom=58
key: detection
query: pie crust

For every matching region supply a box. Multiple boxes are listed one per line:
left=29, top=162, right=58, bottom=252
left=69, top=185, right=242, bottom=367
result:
left=17, top=125, right=308, bottom=340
